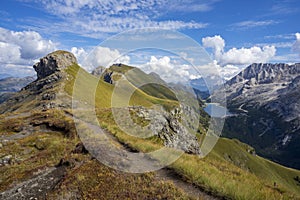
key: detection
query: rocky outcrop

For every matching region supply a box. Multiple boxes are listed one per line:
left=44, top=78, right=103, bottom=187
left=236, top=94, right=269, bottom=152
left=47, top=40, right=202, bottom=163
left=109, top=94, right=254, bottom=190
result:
left=103, top=71, right=114, bottom=84
left=91, top=66, right=105, bottom=77
left=0, top=51, right=76, bottom=113
left=34, top=50, right=77, bottom=80
left=92, top=66, right=115, bottom=84
left=130, top=106, right=201, bottom=154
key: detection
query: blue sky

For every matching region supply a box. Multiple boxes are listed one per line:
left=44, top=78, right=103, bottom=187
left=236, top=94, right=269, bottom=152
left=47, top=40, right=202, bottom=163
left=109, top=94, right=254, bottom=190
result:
left=0, top=0, right=299, bottom=79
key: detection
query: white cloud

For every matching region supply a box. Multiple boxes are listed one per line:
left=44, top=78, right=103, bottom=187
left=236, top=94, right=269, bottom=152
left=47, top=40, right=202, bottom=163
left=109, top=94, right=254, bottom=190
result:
left=24, top=0, right=209, bottom=38
left=202, top=35, right=276, bottom=66
left=292, top=33, right=300, bottom=56
left=71, top=46, right=130, bottom=71
left=218, top=64, right=240, bottom=80
left=73, top=46, right=239, bottom=82
left=143, top=56, right=173, bottom=73
left=202, top=35, right=225, bottom=59
left=196, top=60, right=241, bottom=81
left=0, top=42, right=21, bottom=64
left=0, top=27, right=56, bottom=59
left=140, top=56, right=195, bottom=82
left=219, top=46, right=276, bottom=66
left=255, top=42, right=293, bottom=48
left=71, top=47, right=87, bottom=65
left=168, top=0, right=218, bottom=12
left=231, top=20, right=279, bottom=29
left=0, top=27, right=57, bottom=77
left=201, top=35, right=277, bottom=80
left=189, top=74, right=202, bottom=80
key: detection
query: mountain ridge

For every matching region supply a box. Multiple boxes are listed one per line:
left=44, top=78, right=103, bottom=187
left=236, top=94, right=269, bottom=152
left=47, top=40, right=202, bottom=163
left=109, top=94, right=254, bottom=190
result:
left=1, top=51, right=300, bottom=199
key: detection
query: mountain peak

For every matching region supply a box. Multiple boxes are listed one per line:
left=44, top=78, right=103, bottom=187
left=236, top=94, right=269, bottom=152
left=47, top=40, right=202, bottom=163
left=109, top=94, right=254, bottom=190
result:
left=227, top=63, right=300, bottom=86
left=33, top=50, right=77, bottom=80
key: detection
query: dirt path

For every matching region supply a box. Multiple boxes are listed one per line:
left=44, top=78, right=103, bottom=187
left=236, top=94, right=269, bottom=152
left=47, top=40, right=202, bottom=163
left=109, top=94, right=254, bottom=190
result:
left=1, top=111, right=222, bottom=199
left=71, top=113, right=221, bottom=200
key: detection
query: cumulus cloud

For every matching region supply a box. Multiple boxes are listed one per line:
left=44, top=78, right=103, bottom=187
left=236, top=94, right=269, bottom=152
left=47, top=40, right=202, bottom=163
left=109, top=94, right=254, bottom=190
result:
left=140, top=56, right=195, bottom=82
left=219, top=46, right=276, bottom=66
left=292, top=32, right=300, bottom=56
left=71, top=46, right=130, bottom=71
left=201, top=35, right=277, bottom=80
left=0, top=42, right=21, bottom=64
left=202, top=35, right=276, bottom=66
left=202, top=35, right=225, bottom=59
left=70, top=47, right=87, bottom=65
left=0, top=27, right=56, bottom=59
left=0, top=27, right=57, bottom=76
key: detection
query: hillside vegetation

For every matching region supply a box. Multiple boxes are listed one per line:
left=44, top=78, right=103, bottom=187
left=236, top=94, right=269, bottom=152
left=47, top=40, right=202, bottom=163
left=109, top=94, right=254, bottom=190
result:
left=65, top=61, right=300, bottom=199
left=0, top=51, right=299, bottom=200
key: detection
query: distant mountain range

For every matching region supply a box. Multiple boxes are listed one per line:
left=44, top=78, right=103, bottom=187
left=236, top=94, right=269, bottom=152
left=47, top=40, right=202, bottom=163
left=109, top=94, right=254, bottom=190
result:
left=0, top=73, right=13, bottom=79
left=0, top=76, right=35, bottom=93
left=0, top=76, right=35, bottom=103
left=220, top=63, right=300, bottom=169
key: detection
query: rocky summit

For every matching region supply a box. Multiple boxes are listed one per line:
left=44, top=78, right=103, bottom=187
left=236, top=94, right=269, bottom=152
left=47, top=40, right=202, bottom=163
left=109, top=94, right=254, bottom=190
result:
left=34, top=50, right=77, bottom=80
left=222, top=63, right=300, bottom=169
left=0, top=51, right=76, bottom=114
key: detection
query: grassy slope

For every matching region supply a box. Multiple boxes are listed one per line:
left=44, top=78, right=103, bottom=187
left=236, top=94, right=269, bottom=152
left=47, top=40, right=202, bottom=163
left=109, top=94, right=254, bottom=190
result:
left=65, top=63, right=178, bottom=110
left=66, top=64, right=300, bottom=199
left=106, top=64, right=178, bottom=101
left=211, top=138, right=300, bottom=196
left=0, top=111, right=190, bottom=200
left=96, top=109, right=300, bottom=200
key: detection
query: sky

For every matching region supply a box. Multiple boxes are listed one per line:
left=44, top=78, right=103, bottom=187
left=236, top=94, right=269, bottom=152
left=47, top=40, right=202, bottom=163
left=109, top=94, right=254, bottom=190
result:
left=0, top=0, right=299, bottom=80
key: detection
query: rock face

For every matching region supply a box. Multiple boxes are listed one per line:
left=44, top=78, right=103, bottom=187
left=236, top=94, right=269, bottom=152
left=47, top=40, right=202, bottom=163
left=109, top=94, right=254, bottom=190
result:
left=221, top=63, right=300, bottom=169
left=225, top=63, right=300, bottom=103
left=92, top=66, right=115, bottom=84
left=34, top=50, right=77, bottom=80
left=91, top=66, right=105, bottom=77
left=103, top=71, right=114, bottom=84
left=129, top=106, right=201, bottom=154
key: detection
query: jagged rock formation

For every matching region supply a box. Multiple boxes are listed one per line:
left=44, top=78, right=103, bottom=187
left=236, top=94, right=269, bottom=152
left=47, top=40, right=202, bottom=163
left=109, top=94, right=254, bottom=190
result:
left=34, top=50, right=77, bottom=80
left=221, top=63, right=300, bottom=169
left=129, top=106, right=201, bottom=154
left=0, top=51, right=76, bottom=113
